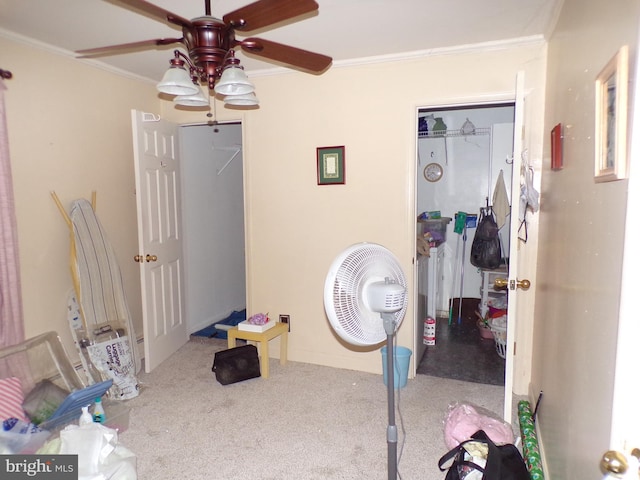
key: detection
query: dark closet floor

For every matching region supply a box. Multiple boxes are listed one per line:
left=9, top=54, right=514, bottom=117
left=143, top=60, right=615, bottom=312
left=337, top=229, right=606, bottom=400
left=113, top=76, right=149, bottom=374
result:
left=416, top=298, right=505, bottom=386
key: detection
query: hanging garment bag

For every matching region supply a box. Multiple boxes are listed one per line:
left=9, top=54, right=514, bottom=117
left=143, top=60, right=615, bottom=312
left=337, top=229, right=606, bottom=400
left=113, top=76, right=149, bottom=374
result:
left=470, top=207, right=503, bottom=270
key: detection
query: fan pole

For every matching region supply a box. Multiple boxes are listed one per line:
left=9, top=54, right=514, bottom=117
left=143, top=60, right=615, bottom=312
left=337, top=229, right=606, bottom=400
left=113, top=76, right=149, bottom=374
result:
left=383, top=316, right=398, bottom=480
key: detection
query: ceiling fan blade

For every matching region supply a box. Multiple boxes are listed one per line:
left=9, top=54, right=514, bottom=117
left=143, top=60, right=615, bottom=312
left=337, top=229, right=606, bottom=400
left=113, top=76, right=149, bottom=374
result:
left=224, top=0, right=318, bottom=32
left=240, top=38, right=331, bottom=73
left=109, top=0, right=193, bottom=29
left=76, top=38, right=183, bottom=58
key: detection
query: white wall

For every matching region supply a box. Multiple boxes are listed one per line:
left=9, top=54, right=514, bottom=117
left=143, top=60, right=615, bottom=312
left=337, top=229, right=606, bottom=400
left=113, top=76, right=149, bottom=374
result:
left=180, top=123, right=246, bottom=334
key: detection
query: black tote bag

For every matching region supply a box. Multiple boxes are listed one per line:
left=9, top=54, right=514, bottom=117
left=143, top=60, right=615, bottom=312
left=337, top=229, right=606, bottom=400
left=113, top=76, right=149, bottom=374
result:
left=438, top=430, right=530, bottom=480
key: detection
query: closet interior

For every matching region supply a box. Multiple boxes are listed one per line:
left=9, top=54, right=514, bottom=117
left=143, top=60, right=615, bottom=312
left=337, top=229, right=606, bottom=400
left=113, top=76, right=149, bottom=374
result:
left=415, top=103, right=515, bottom=386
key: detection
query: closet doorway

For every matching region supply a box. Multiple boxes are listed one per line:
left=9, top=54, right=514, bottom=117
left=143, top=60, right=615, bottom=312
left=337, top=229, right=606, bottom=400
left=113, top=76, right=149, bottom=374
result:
left=414, top=103, right=515, bottom=387
left=180, top=122, right=247, bottom=335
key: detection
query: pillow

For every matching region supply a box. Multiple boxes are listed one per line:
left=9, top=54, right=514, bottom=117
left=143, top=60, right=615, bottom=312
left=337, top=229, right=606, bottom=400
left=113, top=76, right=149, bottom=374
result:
left=0, top=377, right=28, bottom=422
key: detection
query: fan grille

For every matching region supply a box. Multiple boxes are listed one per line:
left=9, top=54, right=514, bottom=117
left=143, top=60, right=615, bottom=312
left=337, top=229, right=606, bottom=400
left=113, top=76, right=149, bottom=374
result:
left=324, top=243, right=407, bottom=346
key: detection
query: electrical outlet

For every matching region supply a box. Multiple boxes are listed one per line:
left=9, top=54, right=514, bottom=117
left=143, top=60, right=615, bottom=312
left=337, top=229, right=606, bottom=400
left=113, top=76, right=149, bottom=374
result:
left=279, top=314, right=290, bottom=332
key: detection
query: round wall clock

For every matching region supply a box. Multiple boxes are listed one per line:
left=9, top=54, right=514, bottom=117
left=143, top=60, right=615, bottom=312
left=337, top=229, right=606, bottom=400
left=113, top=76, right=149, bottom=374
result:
left=423, top=162, right=443, bottom=182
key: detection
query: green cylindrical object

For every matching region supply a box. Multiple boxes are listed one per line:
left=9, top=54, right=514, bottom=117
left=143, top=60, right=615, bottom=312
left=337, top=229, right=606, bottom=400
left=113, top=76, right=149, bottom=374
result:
left=518, top=400, right=545, bottom=480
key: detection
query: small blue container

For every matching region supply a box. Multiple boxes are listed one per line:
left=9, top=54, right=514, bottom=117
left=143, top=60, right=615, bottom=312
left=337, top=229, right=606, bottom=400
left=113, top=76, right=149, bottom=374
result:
left=381, top=346, right=412, bottom=389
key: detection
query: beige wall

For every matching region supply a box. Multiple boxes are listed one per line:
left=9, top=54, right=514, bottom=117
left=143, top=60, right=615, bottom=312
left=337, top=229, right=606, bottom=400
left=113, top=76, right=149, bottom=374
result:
left=173, top=43, right=546, bottom=379
left=2, top=35, right=158, bottom=361
left=532, top=0, right=639, bottom=477
left=4, top=32, right=546, bottom=382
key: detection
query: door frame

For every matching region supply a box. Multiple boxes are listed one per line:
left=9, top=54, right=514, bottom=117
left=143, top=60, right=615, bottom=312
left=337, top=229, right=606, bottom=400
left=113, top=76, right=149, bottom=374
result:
left=132, top=114, right=248, bottom=372
left=412, top=90, right=530, bottom=417
left=178, top=120, right=247, bottom=336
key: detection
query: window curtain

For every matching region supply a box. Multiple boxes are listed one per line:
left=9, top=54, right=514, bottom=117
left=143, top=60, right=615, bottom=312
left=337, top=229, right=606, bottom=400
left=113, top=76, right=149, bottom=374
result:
left=0, top=79, right=24, bottom=348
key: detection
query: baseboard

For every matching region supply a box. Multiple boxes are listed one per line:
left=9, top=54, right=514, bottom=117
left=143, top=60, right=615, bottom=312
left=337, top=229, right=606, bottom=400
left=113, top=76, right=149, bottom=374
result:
left=536, top=423, right=549, bottom=479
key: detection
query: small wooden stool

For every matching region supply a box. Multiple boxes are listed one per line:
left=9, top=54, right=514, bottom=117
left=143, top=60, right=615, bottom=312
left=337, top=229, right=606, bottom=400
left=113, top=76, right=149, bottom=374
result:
left=227, top=322, right=288, bottom=379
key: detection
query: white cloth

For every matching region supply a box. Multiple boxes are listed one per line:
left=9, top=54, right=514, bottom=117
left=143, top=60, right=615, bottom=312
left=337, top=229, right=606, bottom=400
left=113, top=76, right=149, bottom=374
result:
left=492, top=170, right=510, bottom=229
left=40, top=423, right=137, bottom=480
left=519, top=166, right=540, bottom=222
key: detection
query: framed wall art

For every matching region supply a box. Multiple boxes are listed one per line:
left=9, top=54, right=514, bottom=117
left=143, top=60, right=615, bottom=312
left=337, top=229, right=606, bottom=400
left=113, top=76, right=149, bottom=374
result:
left=594, top=45, right=629, bottom=182
left=317, top=146, right=345, bottom=185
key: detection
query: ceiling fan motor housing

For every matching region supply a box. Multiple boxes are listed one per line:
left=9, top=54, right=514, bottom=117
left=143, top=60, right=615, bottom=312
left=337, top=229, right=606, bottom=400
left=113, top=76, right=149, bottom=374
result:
left=183, top=17, right=235, bottom=89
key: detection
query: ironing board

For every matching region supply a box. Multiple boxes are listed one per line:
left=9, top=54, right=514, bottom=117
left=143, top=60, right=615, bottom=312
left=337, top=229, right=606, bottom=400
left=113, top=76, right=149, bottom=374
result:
left=52, top=192, right=140, bottom=399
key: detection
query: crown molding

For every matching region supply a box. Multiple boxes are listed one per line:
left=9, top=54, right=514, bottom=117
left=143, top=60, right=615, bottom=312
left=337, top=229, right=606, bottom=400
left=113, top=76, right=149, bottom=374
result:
left=0, top=27, right=156, bottom=85
left=1, top=27, right=545, bottom=83
left=248, top=35, right=546, bottom=78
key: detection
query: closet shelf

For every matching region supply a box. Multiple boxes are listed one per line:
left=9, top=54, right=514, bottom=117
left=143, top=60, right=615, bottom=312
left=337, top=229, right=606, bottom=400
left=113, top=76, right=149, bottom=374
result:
left=418, top=127, right=491, bottom=138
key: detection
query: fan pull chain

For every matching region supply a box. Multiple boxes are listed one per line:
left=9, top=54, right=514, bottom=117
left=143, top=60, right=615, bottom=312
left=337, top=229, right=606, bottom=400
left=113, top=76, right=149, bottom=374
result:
left=207, top=97, right=219, bottom=132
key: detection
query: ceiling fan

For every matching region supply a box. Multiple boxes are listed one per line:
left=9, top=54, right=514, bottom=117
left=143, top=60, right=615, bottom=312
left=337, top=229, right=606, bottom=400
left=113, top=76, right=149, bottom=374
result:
left=76, top=0, right=332, bottom=105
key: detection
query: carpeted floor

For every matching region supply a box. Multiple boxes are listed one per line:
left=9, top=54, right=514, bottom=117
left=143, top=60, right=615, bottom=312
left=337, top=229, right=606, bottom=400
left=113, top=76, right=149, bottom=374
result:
left=119, top=336, right=510, bottom=480
left=416, top=298, right=505, bottom=386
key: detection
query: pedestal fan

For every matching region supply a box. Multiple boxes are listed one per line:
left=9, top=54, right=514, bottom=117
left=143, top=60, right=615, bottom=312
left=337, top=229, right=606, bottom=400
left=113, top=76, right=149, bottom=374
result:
left=323, top=243, right=408, bottom=480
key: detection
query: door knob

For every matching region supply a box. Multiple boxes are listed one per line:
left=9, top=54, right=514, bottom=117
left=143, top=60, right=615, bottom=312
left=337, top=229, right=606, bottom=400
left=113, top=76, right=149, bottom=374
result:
left=146, top=254, right=158, bottom=262
left=601, top=450, right=628, bottom=475
left=600, top=449, right=640, bottom=477
left=134, top=255, right=143, bottom=263
left=494, top=277, right=531, bottom=290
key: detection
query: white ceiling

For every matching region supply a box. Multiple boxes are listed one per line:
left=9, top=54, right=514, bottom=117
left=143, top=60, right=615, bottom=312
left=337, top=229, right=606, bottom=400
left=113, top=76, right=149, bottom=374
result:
left=0, top=0, right=561, bottom=83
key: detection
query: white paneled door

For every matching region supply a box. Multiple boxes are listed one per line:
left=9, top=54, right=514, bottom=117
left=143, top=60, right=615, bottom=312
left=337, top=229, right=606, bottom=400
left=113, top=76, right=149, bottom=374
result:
left=131, top=110, right=188, bottom=372
left=502, top=72, right=526, bottom=420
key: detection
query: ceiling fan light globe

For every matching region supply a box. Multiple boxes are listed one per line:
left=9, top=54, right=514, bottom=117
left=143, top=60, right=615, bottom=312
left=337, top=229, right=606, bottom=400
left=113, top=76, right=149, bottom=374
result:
left=173, top=87, right=209, bottom=107
left=214, top=66, right=255, bottom=95
left=224, top=92, right=260, bottom=106
left=157, top=66, right=199, bottom=96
